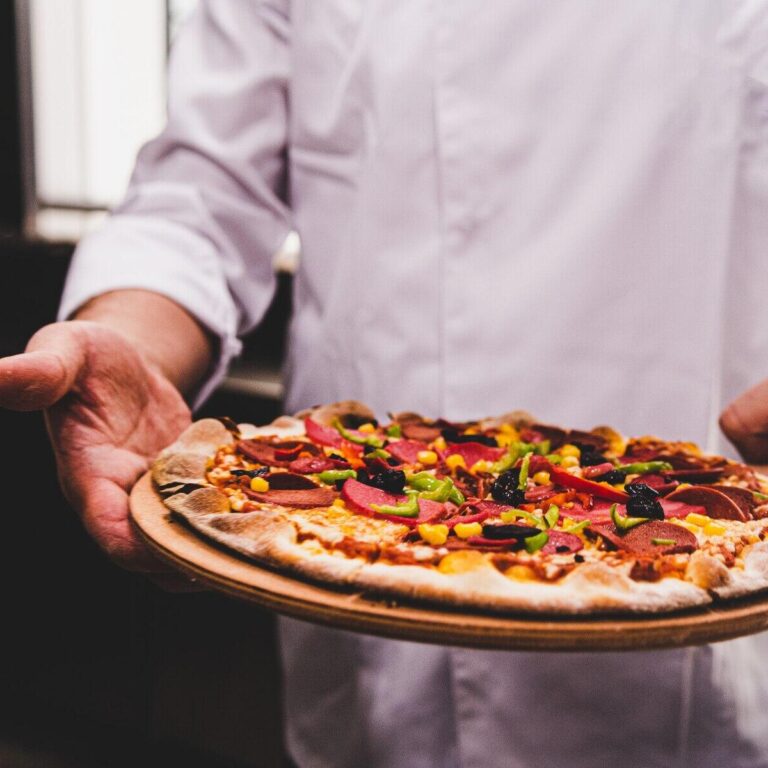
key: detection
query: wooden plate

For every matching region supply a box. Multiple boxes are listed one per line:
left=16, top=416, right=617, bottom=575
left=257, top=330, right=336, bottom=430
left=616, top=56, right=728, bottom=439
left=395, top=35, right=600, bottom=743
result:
left=130, top=472, right=768, bottom=652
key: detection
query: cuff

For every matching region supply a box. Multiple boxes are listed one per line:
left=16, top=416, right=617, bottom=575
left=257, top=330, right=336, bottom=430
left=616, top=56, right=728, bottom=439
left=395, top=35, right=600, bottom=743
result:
left=59, top=214, right=243, bottom=408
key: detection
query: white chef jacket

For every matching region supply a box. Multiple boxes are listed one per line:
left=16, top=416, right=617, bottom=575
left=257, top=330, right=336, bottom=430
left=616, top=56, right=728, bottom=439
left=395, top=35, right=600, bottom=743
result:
left=61, top=2, right=768, bottom=766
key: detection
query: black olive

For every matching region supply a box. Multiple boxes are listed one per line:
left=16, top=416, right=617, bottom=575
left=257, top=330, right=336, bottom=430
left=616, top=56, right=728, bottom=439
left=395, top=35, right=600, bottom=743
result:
left=491, top=469, right=526, bottom=506
left=574, top=553, right=585, bottom=563
left=594, top=469, right=625, bottom=484
left=356, top=468, right=406, bottom=495
left=626, top=483, right=659, bottom=498
left=481, top=523, right=540, bottom=540
left=556, top=545, right=570, bottom=553
left=575, top=444, right=609, bottom=467
left=441, top=428, right=498, bottom=447
left=231, top=467, right=269, bottom=478
left=625, top=484, right=664, bottom=519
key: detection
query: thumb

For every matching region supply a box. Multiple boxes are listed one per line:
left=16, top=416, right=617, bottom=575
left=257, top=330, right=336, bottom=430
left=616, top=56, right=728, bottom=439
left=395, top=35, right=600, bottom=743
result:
left=0, top=323, right=85, bottom=411
left=720, top=378, right=768, bottom=465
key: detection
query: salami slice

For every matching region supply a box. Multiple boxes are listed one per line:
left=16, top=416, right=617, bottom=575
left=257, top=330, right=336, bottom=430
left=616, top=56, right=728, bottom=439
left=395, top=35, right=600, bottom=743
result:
left=288, top=456, right=349, bottom=474
left=711, top=485, right=758, bottom=518
left=244, top=486, right=337, bottom=508
left=265, top=472, right=319, bottom=490
left=592, top=520, right=698, bottom=556
left=665, top=486, right=749, bottom=521
left=443, top=442, right=505, bottom=468
left=386, top=439, right=429, bottom=465
left=401, top=422, right=442, bottom=442
left=541, top=530, right=583, bottom=554
left=340, top=478, right=442, bottom=526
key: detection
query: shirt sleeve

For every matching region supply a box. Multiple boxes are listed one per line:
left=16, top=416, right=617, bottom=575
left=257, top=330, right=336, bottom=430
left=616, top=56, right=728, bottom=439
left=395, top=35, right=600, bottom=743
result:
left=59, top=0, right=291, bottom=405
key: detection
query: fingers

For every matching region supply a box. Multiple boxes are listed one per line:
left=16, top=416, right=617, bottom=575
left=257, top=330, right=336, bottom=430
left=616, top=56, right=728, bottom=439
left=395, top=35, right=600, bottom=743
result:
left=77, top=476, right=176, bottom=575
left=0, top=323, right=85, bottom=411
left=720, top=379, right=768, bottom=464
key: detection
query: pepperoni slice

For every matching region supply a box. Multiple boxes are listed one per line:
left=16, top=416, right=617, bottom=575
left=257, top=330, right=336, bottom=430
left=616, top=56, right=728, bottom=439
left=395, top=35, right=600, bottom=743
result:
left=442, top=442, right=505, bottom=468
left=711, top=485, right=757, bottom=519
left=665, top=486, right=749, bottom=521
left=340, top=478, right=442, bottom=526
left=401, top=422, right=442, bottom=442
left=288, top=456, right=349, bottom=474
left=244, top=486, right=337, bottom=509
left=592, top=520, right=698, bottom=555
left=541, top=530, right=583, bottom=554
left=265, top=472, right=319, bottom=490
left=386, top=439, right=429, bottom=465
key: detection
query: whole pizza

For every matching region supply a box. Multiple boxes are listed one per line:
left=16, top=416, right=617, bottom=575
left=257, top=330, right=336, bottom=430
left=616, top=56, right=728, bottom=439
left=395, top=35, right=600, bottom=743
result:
left=151, top=401, right=768, bottom=614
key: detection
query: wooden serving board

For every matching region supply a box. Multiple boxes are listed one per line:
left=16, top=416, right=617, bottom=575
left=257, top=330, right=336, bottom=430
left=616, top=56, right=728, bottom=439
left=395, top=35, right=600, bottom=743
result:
left=130, top=472, right=768, bottom=652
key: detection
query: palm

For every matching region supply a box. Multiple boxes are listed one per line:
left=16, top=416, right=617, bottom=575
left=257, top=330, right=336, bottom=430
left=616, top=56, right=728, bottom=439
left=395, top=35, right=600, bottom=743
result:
left=49, top=327, right=190, bottom=569
left=4, top=323, right=191, bottom=571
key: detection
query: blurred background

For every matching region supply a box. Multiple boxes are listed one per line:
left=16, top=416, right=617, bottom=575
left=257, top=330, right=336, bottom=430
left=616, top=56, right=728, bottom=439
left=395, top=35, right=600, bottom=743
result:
left=2, top=2, right=291, bottom=765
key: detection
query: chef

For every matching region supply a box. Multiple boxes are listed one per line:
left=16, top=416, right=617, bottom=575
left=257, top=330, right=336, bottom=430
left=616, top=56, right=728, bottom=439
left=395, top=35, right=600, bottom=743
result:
left=3, top=2, right=768, bottom=766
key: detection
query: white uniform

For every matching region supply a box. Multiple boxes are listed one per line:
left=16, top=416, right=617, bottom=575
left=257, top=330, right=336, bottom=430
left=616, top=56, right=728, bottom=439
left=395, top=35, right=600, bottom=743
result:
left=62, top=2, right=768, bottom=766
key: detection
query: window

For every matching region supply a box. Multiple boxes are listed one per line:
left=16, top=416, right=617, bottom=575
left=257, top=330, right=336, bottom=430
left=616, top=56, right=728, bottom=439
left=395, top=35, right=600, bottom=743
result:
left=19, top=0, right=198, bottom=240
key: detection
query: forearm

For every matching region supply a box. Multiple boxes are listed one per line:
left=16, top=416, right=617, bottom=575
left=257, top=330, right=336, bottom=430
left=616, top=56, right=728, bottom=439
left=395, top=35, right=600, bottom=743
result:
left=74, top=289, right=215, bottom=396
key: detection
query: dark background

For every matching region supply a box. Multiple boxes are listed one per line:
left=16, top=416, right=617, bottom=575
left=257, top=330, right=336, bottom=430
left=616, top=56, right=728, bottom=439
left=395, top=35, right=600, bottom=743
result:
left=0, top=4, right=292, bottom=766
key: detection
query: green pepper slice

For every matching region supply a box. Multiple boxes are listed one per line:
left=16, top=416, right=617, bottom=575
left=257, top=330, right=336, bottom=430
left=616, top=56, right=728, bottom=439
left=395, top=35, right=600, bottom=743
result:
left=371, top=492, right=420, bottom=518
left=615, top=461, right=673, bottom=475
left=651, top=537, right=676, bottom=546
left=318, top=469, right=357, bottom=485
left=518, top=452, right=533, bottom=490
left=563, top=520, right=591, bottom=534
left=332, top=418, right=385, bottom=448
left=610, top=503, right=650, bottom=532
left=544, top=505, right=560, bottom=529
left=524, top=531, right=549, bottom=554
left=386, top=424, right=402, bottom=438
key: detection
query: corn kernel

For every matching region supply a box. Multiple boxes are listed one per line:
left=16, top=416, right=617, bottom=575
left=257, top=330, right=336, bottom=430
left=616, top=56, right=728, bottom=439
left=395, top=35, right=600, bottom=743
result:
left=417, top=450, right=438, bottom=465
left=433, top=436, right=447, bottom=452
left=671, top=519, right=700, bottom=534
left=418, top=523, right=449, bottom=546
left=703, top=522, right=727, bottom=537
left=686, top=512, right=710, bottom=527
left=454, top=522, right=483, bottom=539
left=438, top=550, right=488, bottom=574
left=561, top=455, right=579, bottom=469
left=533, top=471, right=551, bottom=485
left=471, top=460, right=493, bottom=473
left=446, top=453, right=467, bottom=471
left=358, top=422, right=375, bottom=433
left=505, top=564, right=537, bottom=581
left=499, top=423, right=515, bottom=434
left=250, top=476, right=270, bottom=492
left=464, top=427, right=479, bottom=435
left=560, top=444, right=581, bottom=458
left=332, top=498, right=346, bottom=510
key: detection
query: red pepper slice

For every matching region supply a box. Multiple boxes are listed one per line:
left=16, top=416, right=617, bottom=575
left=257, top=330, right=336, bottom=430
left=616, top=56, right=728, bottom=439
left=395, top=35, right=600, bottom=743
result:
left=549, top=466, right=629, bottom=503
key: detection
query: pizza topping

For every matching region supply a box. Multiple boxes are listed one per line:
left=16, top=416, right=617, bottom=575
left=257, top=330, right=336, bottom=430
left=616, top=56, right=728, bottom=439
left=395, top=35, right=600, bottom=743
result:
left=442, top=441, right=505, bottom=469
left=593, top=520, right=698, bottom=556
left=243, top=486, right=337, bottom=509
left=289, top=455, right=349, bottom=474
left=237, top=438, right=309, bottom=467
left=665, top=486, right=750, bottom=521
left=406, top=472, right=465, bottom=504
left=341, top=478, right=441, bottom=525
left=481, top=523, right=542, bottom=540
left=385, top=439, right=429, bottom=465
left=610, top=503, right=650, bottom=532
left=616, top=461, right=674, bottom=476
left=318, top=469, right=358, bottom=485
left=524, top=531, right=550, bottom=553
left=625, top=483, right=665, bottom=520
left=265, top=472, right=320, bottom=490
left=549, top=466, right=629, bottom=503
left=541, top=530, right=583, bottom=554
left=626, top=473, right=678, bottom=496
left=711, top=485, right=758, bottom=517
left=356, top=467, right=407, bottom=495
left=491, top=468, right=527, bottom=506
left=332, top=418, right=385, bottom=448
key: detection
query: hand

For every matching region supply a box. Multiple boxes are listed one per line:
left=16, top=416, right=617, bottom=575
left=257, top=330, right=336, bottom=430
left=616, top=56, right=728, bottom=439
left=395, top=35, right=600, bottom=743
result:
left=720, top=379, right=768, bottom=471
left=0, top=320, right=194, bottom=586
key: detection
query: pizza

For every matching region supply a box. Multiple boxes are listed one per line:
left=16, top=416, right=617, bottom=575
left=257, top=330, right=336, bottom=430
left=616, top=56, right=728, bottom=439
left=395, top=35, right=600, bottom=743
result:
left=150, top=401, right=768, bottom=614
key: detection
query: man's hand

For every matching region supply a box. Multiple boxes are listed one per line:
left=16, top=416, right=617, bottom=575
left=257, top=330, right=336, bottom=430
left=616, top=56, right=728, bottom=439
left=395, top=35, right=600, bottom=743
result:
left=0, top=290, right=214, bottom=585
left=0, top=321, right=191, bottom=574
left=720, top=379, right=768, bottom=471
